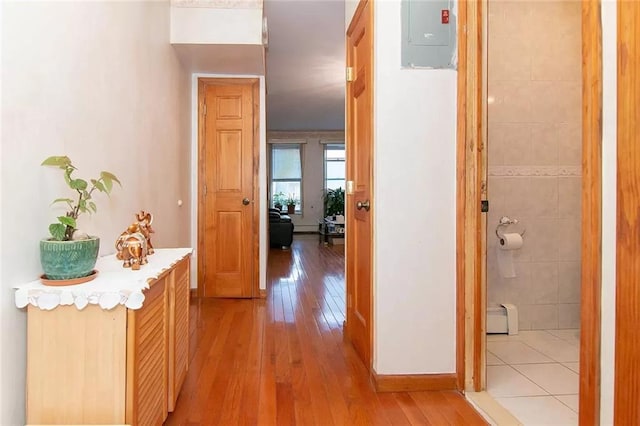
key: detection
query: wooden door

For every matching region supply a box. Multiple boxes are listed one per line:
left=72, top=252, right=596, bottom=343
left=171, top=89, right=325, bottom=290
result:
left=346, top=0, right=373, bottom=369
left=615, top=1, right=640, bottom=422
left=199, top=80, right=257, bottom=298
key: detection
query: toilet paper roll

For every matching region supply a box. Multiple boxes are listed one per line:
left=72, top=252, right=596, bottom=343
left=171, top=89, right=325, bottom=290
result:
left=499, top=233, right=524, bottom=250
left=497, top=233, right=523, bottom=278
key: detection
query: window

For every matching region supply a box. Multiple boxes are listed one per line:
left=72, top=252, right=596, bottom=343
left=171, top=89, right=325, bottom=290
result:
left=324, top=144, right=345, bottom=191
left=271, top=144, right=302, bottom=212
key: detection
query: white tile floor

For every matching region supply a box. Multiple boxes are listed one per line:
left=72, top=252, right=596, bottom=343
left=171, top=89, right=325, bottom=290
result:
left=487, top=329, right=580, bottom=425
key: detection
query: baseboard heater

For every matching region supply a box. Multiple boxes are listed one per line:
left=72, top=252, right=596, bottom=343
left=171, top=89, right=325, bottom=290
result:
left=487, top=303, right=518, bottom=335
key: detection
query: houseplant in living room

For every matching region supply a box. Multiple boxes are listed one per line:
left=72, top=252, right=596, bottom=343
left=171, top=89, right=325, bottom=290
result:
left=285, top=194, right=298, bottom=215
left=272, top=191, right=285, bottom=211
left=40, top=156, right=121, bottom=283
left=323, top=187, right=345, bottom=219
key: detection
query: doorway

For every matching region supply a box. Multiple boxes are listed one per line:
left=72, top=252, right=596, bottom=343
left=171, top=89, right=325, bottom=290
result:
left=197, top=78, right=260, bottom=298
left=483, top=1, right=583, bottom=422
left=458, top=0, right=602, bottom=424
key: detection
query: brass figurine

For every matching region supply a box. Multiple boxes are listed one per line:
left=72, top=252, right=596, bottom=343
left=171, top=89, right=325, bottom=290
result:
left=115, top=211, right=155, bottom=270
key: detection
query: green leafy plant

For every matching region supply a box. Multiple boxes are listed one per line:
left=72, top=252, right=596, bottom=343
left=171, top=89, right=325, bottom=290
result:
left=323, top=187, right=345, bottom=217
left=285, top=194, right=299, bottom=206
left=42, top=156, right=121, bottom=241
left=272, top=191, right=286, bottom=209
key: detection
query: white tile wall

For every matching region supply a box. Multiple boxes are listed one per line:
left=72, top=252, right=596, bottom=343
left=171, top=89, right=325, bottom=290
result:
left=487, top=0, right=582, bottom=330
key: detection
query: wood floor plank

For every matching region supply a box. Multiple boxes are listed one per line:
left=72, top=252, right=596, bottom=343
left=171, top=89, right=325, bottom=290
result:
left=166, top=236, right=486, bottom=426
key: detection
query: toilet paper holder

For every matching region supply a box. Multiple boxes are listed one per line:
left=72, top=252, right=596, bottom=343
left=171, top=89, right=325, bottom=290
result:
left=495, top=216, right=526, bottom=239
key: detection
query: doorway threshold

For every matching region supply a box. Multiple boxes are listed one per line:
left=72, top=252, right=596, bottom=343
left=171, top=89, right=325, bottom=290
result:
left=465, top=391, right=522, bottom=426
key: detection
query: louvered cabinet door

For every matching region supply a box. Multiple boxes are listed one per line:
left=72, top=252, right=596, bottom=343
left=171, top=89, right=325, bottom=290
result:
left=126, top=276, right=168, bottom=426
left=168, top=257, right=190, bottom=411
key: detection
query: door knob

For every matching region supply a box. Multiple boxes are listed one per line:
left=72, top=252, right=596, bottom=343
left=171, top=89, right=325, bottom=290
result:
left=356, top=200, right=370, bottom=211
left=242, top=198, right=250, bottom=205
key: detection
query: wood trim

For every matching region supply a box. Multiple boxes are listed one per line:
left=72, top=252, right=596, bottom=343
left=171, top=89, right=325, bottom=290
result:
left=472, top=0, right=486, bottom=393
left=190, top=288, right=198, bottom=300
left=614, top=1, right=639, bottom=422
left=197, top=79, right=206, bottom=299
left=455, top=0, right=467, bottom=393
left=259, top=288, right=267, bottom=299
left=372, top=372, right=457, bottom=393
left=457, top=0, right=484, bottom=392
left=580, top=1, right=603, bottom=424
left=197, top=77, right=261, bottom=299
left=252, top=80, right=260, bottom=298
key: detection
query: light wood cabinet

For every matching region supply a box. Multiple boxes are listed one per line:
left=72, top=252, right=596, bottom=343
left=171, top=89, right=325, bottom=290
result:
left=26, top=255, right=191, bottom=425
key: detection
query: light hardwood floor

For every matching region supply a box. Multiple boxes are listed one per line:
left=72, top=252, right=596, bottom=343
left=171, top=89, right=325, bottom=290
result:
left=166, top=236, right=486, bottom=425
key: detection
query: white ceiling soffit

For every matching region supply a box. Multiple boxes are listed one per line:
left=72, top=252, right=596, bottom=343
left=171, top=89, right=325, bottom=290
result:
left=265, top=0, right=345, bottom=131
left=172, top=44, right=265, bottom=75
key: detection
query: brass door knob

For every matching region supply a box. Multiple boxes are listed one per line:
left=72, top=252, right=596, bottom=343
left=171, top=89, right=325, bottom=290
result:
left=242, top=198, right=250, bottom=205
left=356, top=200, right=370, bottom=211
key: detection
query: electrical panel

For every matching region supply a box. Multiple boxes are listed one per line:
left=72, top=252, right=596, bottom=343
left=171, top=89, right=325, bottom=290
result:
left=401, top=0, right=456, bottom=69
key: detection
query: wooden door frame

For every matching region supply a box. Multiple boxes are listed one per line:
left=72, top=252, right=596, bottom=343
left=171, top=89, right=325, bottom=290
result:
left=614, top=1, right=640, bottom=421
left=197, top=77, right=261, bottom=299
left=456, top=1, right=603, bottom=423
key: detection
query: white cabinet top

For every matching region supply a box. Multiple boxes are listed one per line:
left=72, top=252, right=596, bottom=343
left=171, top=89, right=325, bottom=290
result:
left=14, top=248, right=193, bottom=311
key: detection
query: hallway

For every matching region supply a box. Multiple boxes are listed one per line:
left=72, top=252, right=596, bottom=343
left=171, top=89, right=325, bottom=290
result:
left=166, top=236, right=486, bottom=425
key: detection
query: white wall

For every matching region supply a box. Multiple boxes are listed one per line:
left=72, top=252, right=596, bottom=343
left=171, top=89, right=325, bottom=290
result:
left=1, top=2, right=191, bottom=423
left=345, top=0, right=359, bottom=28
left=171, top=7, right=263, bottom=45
left=600, top=1, right=616, bottom=423
left=373, top=0, right=457, bottom=374
left=190, top=74, right=267, bottom=291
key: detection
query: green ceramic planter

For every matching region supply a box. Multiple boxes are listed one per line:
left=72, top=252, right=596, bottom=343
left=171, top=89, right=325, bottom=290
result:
left=40, top=237, right=100, bottom=280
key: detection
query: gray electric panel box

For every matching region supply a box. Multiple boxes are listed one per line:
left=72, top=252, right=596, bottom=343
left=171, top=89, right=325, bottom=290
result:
left=401, top=0, right=456, bottom=69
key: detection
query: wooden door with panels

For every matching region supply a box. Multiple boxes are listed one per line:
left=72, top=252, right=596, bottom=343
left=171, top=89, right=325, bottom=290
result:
left=198, top=79, right=259, bottom=298
left=346, top=0, right=374, bottom=370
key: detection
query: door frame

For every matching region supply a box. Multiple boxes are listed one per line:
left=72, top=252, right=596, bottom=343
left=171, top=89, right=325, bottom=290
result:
left=196, top=77, right=261, bottom=299
left=456, top=1, right=603, bottom=424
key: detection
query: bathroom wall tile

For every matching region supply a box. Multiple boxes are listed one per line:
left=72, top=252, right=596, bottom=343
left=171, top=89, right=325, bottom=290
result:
left=502, top=124, right=533, bottom=166
left=559, top=261, right=581, bottom=304
left=528, top=177, right=559, bottom=217
left=503, top=177, right=532, bottom=217
left=559, top=177, right=582, bottom=218
left=529, top=1, right=580, bottom=41
left=489, top=261, right=532, bottom=306
left=529, top=82, right=581, bottom=124
left=530, top=262, right=559, bottom=304
left=558, top=122, right=582, bottom=166
left=489, top=81, right=532, bottom=124
left=489, top=35, right=531, bottom=82
left=488, top=125, right=506, bottom=166
left=490, top=1, right=533, bottom=40
left=558, top=219, right=581, bottom=261
left=558, top=303, right=581, bottom=329
left=531, top=28, right=581, bottom=82
left=530, top=123, right=559, bottom=166
left=528, top=218, right=559, bottom=262
left=522, top=304, right=559, bottom=330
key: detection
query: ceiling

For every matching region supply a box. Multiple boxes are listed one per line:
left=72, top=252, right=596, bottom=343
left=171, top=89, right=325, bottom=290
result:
left=264, top=0, right=345, bottom=131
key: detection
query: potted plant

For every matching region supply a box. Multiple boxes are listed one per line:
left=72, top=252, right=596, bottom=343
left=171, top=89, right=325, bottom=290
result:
left=40, top=156, right=121, bottom=281
left=272, top=191, right=285, bottom=211
left=285, top=194, right=298, bottom=215
left=323, top=187, right=345, bottom=218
